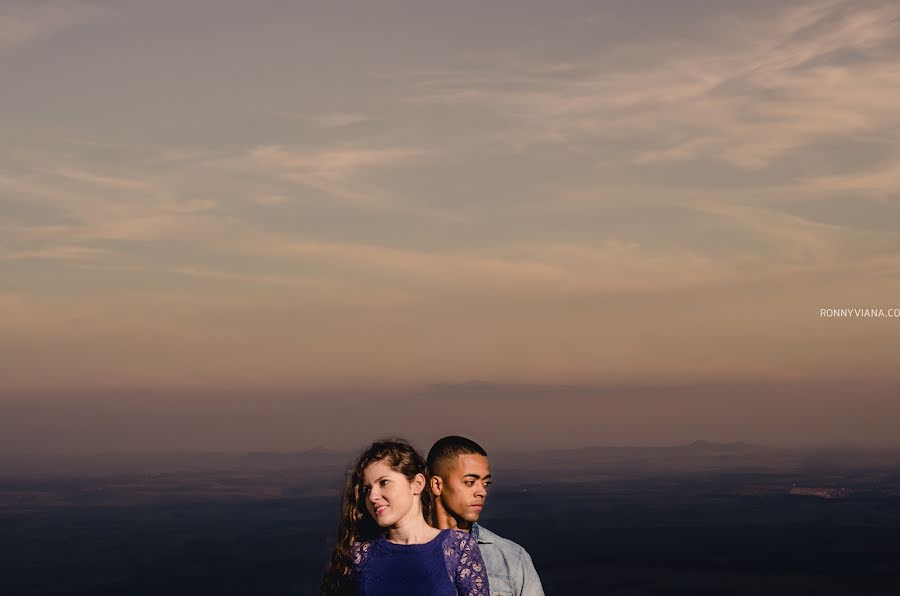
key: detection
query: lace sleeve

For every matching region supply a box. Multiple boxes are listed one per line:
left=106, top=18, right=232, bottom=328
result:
left=350, top=540, right=373, bottom=576
left=443, top=530, right=489, bottom=596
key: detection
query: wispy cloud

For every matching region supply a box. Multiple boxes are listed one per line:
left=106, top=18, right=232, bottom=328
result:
left=53, top=166, right=151, bottom=192
left=240, top=234, right=770, bottom=300
left=3, top=0, right=899, bottom=395
left=254, top=194, right=289, bottom=206
left=0, top=244, right=108, bottom=263
left=243, top=144, right=424, bottom=201
left=1, top=153, right=207, bottom=254
left=258, top=109, right=369, bottom=129
left=686, top=202, right=848, bottom=264
left=305, top=112, right=368, bottom=128
left=0, top=0, right=105, bottom=51
left=407, top=0, right=900, bottom=178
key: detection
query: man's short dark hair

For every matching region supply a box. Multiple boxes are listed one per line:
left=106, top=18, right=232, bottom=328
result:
left=427, top=436, right=488, bottom=477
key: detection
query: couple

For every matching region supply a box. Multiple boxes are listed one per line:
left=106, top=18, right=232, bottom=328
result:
left=320, top=436, right=544, bottom=596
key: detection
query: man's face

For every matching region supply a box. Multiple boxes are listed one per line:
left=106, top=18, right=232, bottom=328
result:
left=435, top=454, right=492, bottom=524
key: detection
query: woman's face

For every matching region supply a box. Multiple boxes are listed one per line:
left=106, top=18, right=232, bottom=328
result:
left=360, top=459, right=422, bottom=528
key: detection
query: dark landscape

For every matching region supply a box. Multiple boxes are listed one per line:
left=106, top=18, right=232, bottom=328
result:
left=3, top=442, right=900, bottom=596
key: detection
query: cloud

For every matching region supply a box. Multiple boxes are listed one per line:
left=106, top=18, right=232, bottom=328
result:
left=248, top=144, right=420, bottom=175
left=255, top=194, right=289, bottom=206
left=406, top=0, right=900, bottom=179
left=0, top=151, right=218, bottom=244
left=0, top=244, right=108, bottom=263
left=1, top=151, right=869, bottom=304
left=685, top=201, right=848, bottom=264
left=186, top=144, right=428, bottom=206
left=240, top=234, right=780, bottom=301
left=2, top=0, right=898, bottom=395
left=305, top=112, right=368, bottom=128
left=245, top=145, right=424, bottom=199
left=805, top=158, right=900, bottom=195
left=53, top=166, right=151, bottom=192
left=0, top=1, right=104, bottom=51
left=257, top=110, right=369, bottom=128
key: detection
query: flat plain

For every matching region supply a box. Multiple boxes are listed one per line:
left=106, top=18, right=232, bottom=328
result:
left=3, top=443, right=900, bottom=595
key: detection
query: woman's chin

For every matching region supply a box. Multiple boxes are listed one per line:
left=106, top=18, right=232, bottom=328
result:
left=369, top=514, right=392, bottom=528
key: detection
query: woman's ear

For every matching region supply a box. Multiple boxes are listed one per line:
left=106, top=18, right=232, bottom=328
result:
left=411, top=472, right=426, bottom=495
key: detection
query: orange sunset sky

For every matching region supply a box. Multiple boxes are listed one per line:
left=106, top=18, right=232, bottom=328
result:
left=2, top=0, right=899, bottom=452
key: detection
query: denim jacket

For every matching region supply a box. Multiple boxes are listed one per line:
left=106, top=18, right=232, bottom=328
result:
left=471, top=523, right=545, bottom=596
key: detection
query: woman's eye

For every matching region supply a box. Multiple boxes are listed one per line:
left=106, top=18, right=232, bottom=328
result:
left=380, top=480, right=389, bottom=486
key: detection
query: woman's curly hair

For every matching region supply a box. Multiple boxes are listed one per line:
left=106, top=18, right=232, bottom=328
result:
left=319, top=438, right=432, bottom=596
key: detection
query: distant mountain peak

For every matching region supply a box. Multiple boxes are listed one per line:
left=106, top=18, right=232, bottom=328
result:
left=683, top=440, right=756, bottom=451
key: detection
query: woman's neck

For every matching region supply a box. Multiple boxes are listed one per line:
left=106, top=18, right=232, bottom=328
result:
left=385, top=515, right=440, bottom=544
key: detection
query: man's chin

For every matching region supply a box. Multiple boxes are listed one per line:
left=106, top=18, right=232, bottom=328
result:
left=452, top=512, right=480, bottom=526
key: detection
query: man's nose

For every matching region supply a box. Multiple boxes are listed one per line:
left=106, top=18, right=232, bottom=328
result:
left=475, top=484, right=487, bottom=498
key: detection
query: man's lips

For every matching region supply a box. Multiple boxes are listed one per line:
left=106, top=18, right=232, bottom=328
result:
left=470, top=504, right=483, bottom=510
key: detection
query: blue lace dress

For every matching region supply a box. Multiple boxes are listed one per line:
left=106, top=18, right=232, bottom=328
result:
left=350, top=528, right=488, bottom=596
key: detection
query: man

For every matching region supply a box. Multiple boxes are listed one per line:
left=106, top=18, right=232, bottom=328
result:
left=427, top=436, right=545, bottom=596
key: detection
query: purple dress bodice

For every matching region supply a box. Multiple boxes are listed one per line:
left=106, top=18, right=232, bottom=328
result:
left=350, top=528, right=488, bottom=596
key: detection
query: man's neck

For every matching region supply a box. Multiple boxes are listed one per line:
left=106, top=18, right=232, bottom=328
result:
left=433, top=503, right=472, bottom=532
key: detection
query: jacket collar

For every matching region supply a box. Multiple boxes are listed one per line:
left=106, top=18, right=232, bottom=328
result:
left=471, top=522, right=495, bottom=544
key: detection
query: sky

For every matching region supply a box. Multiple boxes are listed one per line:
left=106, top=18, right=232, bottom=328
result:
left=2, top=0, right=899, bottom=452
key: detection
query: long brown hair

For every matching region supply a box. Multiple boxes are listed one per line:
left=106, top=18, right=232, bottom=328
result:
left=320, top=438, right=432, bottom=596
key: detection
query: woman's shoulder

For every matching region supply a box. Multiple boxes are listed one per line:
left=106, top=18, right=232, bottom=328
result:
left=350, top=539, right=376, bottom=571
left=441, top=529, right=488, bottom=594
left=441, top=528, right=477, bottom=546
left=439, top=528, right=479, bottom=559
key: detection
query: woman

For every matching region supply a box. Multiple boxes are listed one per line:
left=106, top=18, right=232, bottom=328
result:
left=321, top=438, right=488, bottom=596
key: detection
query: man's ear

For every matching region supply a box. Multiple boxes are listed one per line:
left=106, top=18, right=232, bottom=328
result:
left=430, top=475, right=443, bottom=496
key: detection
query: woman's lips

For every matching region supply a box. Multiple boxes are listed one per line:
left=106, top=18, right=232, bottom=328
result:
left=374, top=504, right=388, bottom=516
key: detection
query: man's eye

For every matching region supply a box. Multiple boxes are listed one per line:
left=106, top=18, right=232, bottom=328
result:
left=465, top=481, right=474, bottom=487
